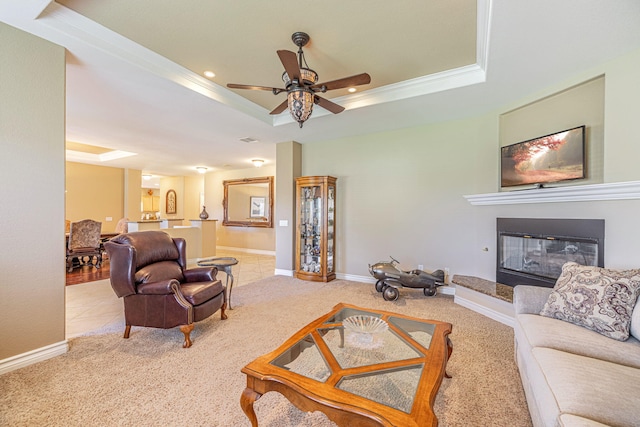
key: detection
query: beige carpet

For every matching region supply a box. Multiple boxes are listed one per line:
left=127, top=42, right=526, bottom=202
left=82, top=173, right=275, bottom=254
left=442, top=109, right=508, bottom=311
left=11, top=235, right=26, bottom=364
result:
left=0, top=276, right=533, bottom=427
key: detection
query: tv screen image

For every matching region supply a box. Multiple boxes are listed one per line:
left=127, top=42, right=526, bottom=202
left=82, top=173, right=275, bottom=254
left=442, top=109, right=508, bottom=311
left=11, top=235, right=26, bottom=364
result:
left=500, top=125, right=585, bottom=187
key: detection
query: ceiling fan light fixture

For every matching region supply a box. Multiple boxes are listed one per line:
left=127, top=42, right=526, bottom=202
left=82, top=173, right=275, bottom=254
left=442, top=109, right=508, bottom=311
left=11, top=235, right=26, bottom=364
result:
left=288, top=89, right=315, bottom=128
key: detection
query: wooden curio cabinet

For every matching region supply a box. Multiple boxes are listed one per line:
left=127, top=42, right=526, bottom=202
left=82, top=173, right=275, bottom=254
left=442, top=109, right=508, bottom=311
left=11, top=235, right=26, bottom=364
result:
left=295, top=176, right=337, bottom=282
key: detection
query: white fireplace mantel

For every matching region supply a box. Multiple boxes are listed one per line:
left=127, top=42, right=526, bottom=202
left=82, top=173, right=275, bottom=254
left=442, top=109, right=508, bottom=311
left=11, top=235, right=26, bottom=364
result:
left=464, top=181, right=640, bottom=205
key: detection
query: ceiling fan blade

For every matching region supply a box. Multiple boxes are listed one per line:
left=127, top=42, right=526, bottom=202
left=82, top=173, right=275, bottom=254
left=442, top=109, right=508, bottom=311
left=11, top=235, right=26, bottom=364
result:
left=227, top=83, right=284, bottom=92
left=315, top=96, right=345, bottom=114
left=277, top=50, right=301, bottom=83
left=269, top=99, right=289, bottom=115
left=311, top=73, right=371, bottom=91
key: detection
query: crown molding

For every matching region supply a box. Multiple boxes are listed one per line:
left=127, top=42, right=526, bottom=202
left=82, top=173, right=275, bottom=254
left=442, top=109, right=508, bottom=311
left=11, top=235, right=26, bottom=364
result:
left=464, top=181, right=640, bottom=205
left=273, top=1, right=491, bottom=126
left=40, top=3, right=272, bottom=124
left=4, top=0, right=492, bottom=128
left=476, top=0, right=493, bottom=72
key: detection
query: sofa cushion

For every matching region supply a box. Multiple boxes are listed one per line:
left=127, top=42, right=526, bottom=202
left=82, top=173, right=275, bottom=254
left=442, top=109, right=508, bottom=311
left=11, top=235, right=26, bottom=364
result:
left=533, top=347, right=640, bottom=427
left=180, top=281, right=224, bottom=306
left=540, top=262, right=640, bottom=341
left=516, top=313, right=640, bottom=369
left=558, top=414, right=615, bottom=427
left=135, top=261, right=185, bottom=284
left=631, top=303, right=640, bottom=341
left=513, top=285, right=553, bottom=315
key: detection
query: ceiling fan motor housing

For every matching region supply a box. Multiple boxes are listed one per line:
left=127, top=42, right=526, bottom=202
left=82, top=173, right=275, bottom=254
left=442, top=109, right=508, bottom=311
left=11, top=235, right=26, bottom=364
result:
left=282, top=68, right=318, bottom=88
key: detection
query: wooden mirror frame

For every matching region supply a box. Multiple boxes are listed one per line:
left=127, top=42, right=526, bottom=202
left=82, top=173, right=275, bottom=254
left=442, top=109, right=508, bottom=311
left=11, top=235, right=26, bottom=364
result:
left=223, top=176, right=273, bottom=228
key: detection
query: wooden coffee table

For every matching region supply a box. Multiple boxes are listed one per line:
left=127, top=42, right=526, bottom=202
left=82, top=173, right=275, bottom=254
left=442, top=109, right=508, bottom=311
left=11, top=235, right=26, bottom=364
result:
left=240, top=303, right=453, bottom=426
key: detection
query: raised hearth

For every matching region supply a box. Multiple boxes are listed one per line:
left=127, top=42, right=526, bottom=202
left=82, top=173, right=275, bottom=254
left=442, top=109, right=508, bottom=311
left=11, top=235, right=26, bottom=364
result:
left=452, top=275, right=513, bottom=303
left=452, top=275, right=515, bottom=327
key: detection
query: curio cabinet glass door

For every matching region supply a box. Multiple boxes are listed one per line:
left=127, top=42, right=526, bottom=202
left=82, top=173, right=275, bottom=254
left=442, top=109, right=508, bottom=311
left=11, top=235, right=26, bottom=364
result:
left=295, top=176, right=336, bottom=282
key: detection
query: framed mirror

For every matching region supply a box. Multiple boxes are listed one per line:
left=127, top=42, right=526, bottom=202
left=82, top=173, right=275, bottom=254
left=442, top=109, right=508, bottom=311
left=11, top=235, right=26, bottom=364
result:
left=223, top=176, right=273, bottom=227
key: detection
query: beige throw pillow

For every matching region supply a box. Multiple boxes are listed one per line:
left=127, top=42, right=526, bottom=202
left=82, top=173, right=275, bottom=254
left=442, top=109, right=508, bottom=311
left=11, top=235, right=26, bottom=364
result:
left=540, top=262, right=640, bottom=341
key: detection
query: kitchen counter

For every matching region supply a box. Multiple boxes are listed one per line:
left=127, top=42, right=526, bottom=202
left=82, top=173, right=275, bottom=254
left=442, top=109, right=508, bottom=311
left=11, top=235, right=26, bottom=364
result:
left=127, top=219, right=184, bottom=232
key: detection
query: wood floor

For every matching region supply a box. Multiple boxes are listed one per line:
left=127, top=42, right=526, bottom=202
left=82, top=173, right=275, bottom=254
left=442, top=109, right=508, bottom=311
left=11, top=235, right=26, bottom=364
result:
left=66, top=260, right=110, bottom=286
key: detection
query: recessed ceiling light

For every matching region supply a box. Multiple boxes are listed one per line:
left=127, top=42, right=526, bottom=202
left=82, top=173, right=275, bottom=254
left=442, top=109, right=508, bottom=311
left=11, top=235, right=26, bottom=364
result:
left=348, top=87, right=357, bottom=93
left=204, top=70, right=215, bottom=78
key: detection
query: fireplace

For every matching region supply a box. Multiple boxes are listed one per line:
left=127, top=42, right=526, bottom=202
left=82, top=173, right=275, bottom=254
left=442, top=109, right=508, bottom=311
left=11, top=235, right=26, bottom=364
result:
left=496, top=218, right=604, bottom=288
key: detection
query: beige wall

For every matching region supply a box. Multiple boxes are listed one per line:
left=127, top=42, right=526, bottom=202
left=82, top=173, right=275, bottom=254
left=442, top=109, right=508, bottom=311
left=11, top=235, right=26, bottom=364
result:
left=602, top=48, right=640, bottom=182
left=205, top=166, right=276, bottom=252
left=301, top=47, right=640, bottom=280
left=0, top=23, right=66, bottom=360
left=124, top=169, right=142, bottom=221
left=65, top=162, right=124, bottom=233
left=184, top=175, right=205, bottom=222
left=499, top=76, right=605, bottom=188
left=275, top=141, right=302, bottom=270
left=160, top=176, right=185, bottom=220
left=302, top=115, right=492, bottom=277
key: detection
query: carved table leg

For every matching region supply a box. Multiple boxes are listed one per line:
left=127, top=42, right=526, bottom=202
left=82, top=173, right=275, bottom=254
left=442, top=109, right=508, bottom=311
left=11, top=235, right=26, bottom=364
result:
left=220, top=302, right=228, bottom=320
left=123, top=325, right=131, bottom=339
left=225, top=267, right=235, bottom=310
left=240, top=387, right=262, bottom=427
left=180, top=324, right=194, bottom=348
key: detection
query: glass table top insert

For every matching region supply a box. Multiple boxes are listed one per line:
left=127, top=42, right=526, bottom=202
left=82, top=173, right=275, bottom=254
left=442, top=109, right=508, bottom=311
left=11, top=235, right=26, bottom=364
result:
left=269, top=307, right=438, bottom=413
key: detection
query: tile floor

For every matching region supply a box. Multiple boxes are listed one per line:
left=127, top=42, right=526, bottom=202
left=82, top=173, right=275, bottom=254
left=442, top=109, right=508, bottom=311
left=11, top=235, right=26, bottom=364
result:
left=65, top=250, right=276, bottom=338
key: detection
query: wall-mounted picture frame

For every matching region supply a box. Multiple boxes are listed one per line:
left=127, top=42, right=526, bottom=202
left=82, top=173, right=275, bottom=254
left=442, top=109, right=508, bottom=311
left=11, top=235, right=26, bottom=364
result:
left=166, top=189, right=177, bottom=214
left=250, top=196, right=266, bottom=218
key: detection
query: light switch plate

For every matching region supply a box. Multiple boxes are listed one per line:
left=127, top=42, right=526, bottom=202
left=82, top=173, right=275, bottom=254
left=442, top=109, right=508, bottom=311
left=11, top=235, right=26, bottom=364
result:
left=279, top=220, right=289, bottom=227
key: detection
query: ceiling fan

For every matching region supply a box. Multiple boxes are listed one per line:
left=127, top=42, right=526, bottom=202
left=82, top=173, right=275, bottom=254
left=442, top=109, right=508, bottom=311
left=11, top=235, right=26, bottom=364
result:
left=227, top=32, right=371, bottom=128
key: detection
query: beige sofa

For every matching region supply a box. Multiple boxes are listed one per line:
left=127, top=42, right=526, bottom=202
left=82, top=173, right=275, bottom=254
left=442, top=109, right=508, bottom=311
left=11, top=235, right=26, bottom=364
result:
left=514, top=284, right=640, bottom=427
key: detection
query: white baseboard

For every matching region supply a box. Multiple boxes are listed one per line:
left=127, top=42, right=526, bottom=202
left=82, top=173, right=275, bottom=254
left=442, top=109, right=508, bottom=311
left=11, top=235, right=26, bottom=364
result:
left=454, top=288, right=515, bottom=327
left=336, top=273, right=456, bottom=296
left=216, top=246, right=275, bottom=256
left=336, top=272, right=375, bottom=283
left=274, top=269, right=294, bottom=276
left=0, top=340, right=68, bottom=375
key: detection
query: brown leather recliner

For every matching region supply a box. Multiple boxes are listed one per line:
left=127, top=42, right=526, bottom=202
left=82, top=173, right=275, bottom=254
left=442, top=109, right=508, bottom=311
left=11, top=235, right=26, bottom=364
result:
left=104, top=231, right=227, bottom=348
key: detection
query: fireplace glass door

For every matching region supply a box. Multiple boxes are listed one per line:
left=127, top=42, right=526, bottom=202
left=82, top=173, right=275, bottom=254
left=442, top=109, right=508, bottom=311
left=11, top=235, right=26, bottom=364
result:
left=499, top=234, right=599, bottom=280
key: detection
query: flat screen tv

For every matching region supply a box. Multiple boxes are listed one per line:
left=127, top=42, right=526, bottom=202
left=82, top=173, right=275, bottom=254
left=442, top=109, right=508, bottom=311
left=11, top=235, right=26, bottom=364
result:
left=501, top=125, right=586, bottom=188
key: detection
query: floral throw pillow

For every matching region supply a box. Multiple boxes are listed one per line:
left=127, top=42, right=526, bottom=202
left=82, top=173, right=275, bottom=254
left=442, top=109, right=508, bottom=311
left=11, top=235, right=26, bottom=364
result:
left=540, top=262, right=640, bottom=341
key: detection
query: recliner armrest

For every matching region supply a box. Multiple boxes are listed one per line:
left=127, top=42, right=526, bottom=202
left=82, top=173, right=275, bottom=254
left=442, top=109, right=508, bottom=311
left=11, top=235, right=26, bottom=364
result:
left=183, top=267, right=218, bottom=282
left=137, top=279, right=180, bottom=295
